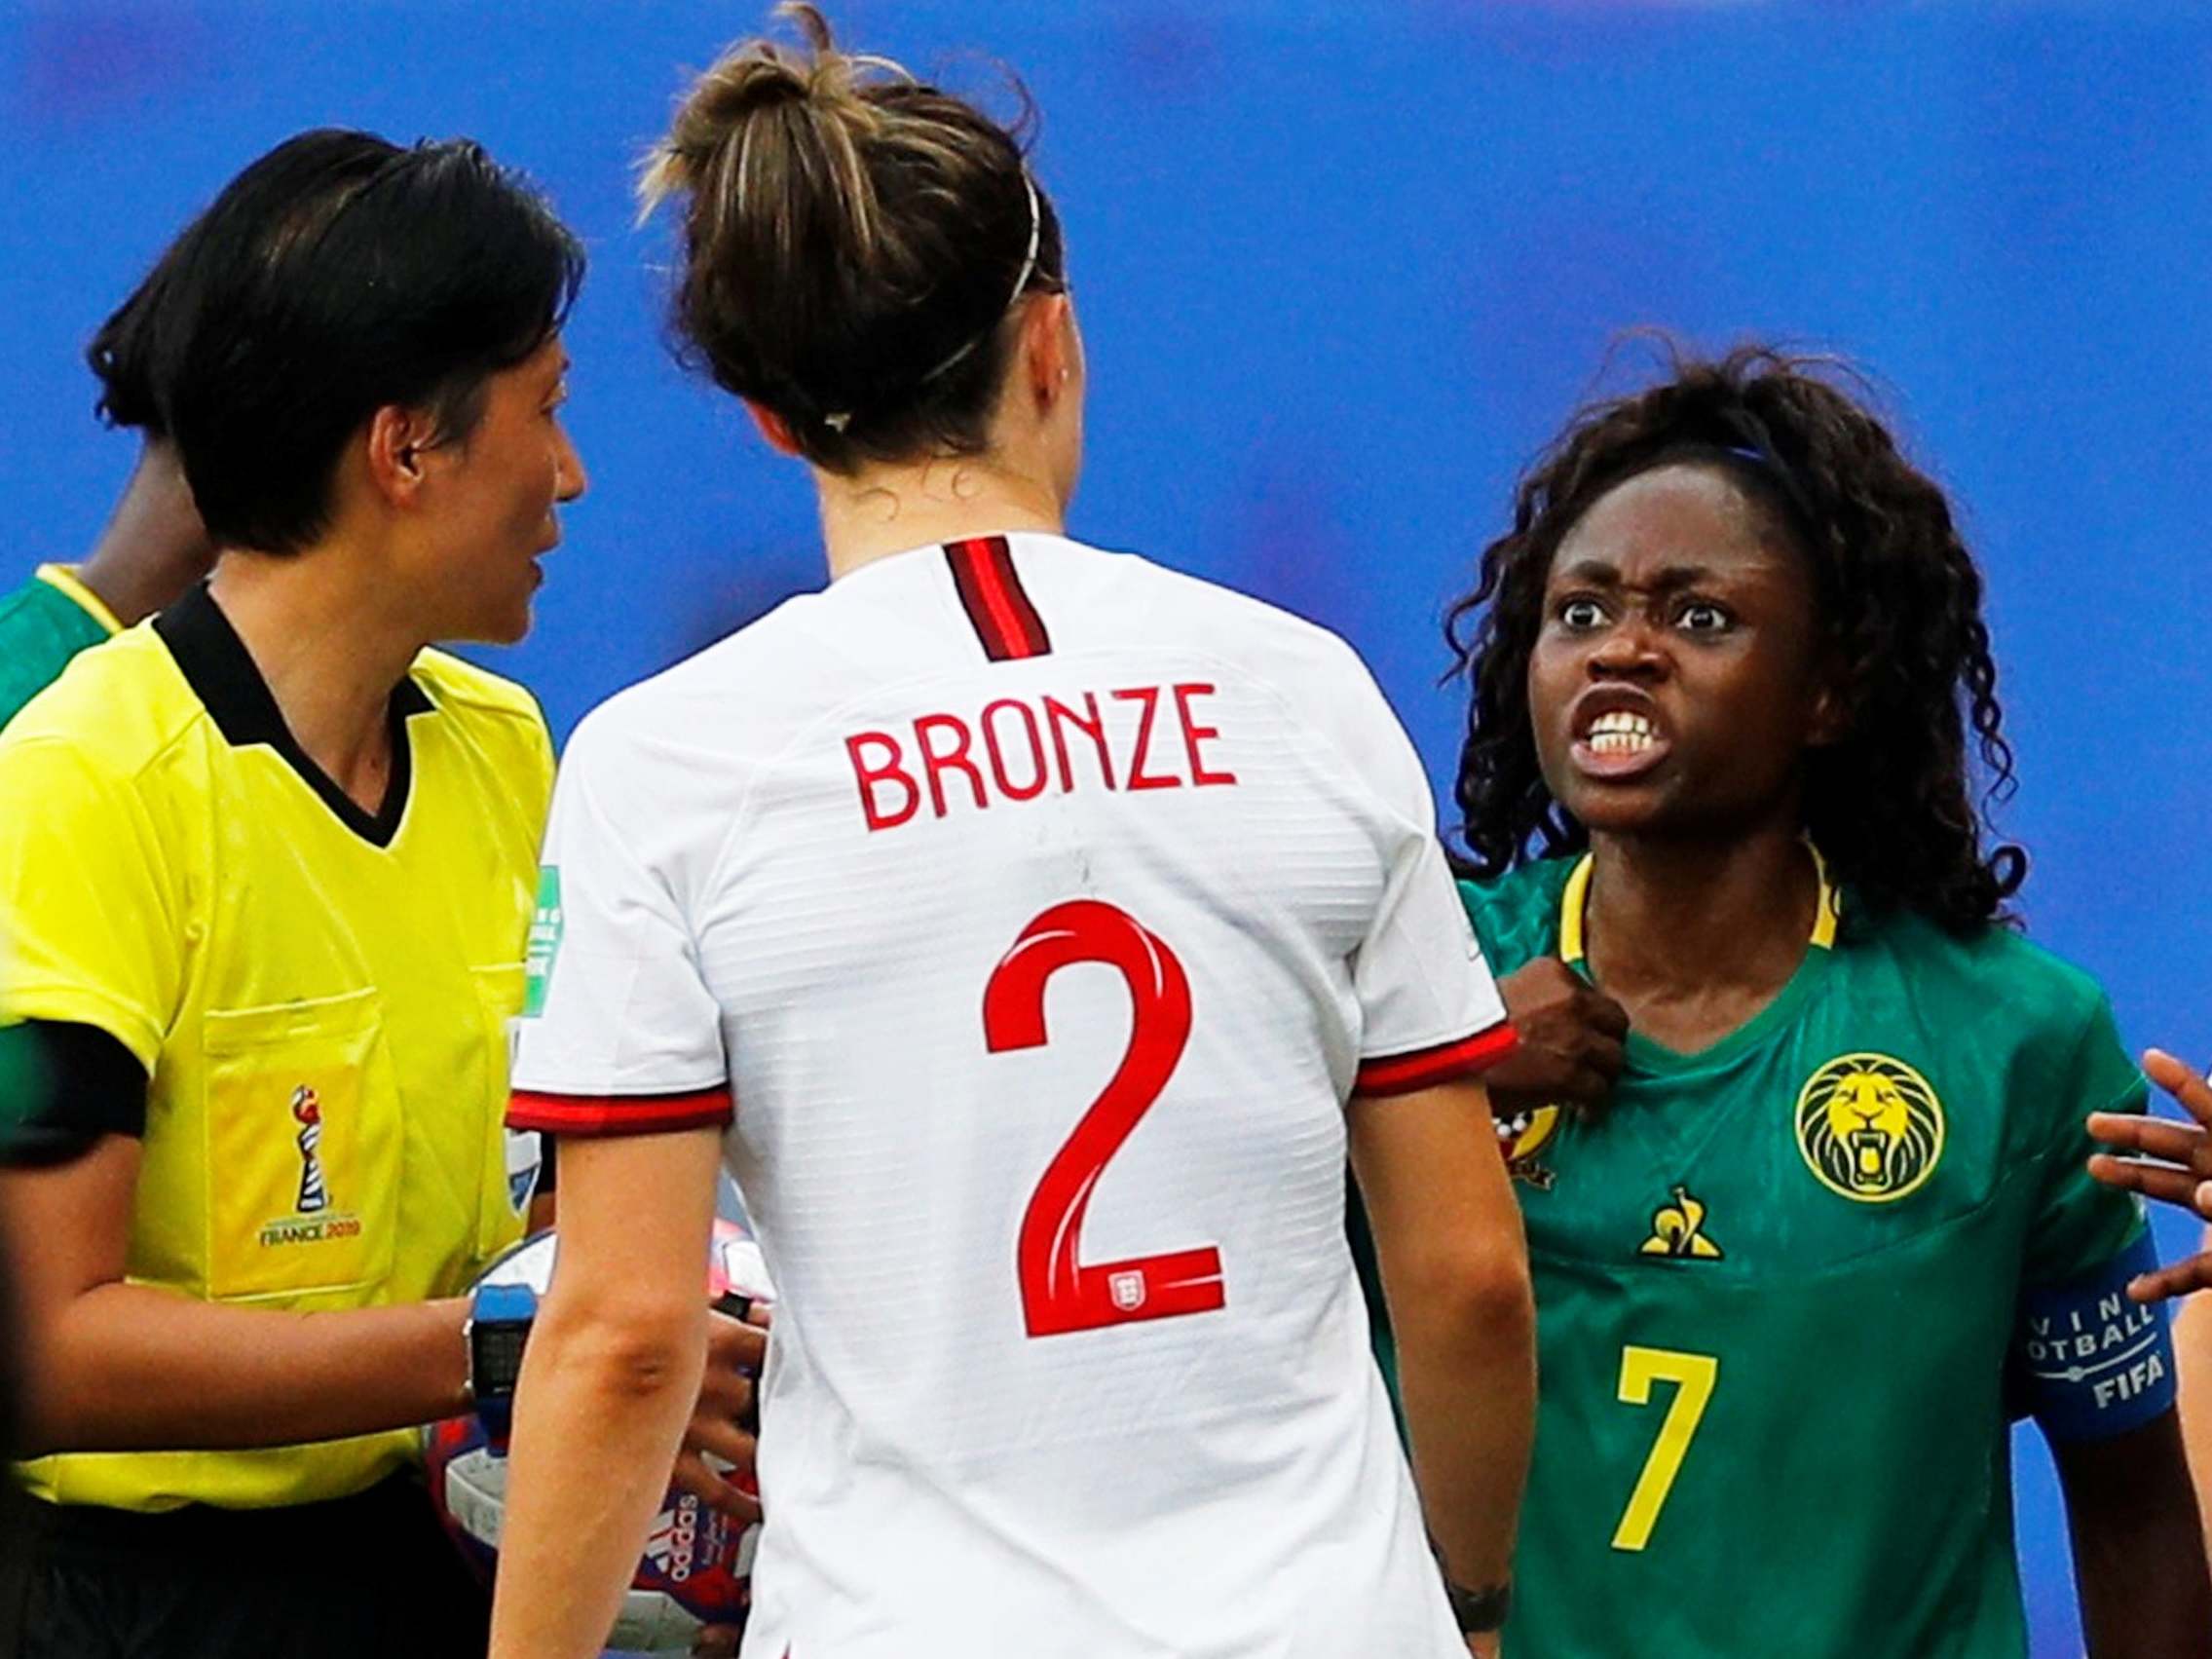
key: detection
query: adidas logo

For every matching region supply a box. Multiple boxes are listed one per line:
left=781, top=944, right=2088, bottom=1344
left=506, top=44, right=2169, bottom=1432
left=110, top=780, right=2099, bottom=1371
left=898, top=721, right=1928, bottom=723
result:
left=644, top=1496, right=700, bottom=1583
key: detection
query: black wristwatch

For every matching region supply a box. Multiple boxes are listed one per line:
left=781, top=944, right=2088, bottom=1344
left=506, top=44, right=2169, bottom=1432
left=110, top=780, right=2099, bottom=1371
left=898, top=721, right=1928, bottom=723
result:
left=1443, top=1578, right=1512, bottom=1636
left=464, top=1279, right=538, bottom=1449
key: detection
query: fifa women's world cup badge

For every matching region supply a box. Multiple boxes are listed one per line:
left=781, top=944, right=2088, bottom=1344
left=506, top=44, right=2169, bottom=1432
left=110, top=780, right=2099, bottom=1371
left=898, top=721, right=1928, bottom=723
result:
left=1794, top=1053, right=1945, bottom=1203
left=255, top=1080, right=362, bottom=1252
left=292, top=1084, right=330, bottom=1214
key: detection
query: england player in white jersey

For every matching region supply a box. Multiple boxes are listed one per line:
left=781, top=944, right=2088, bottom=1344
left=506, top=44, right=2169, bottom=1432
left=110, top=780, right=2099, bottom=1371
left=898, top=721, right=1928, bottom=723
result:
left=488, top=12, right=1535, bottom=1658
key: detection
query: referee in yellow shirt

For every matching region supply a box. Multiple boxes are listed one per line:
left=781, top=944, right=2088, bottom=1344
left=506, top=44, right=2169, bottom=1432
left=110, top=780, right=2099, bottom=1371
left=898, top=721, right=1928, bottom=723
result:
left=0, top=130, right=584, bottom=1658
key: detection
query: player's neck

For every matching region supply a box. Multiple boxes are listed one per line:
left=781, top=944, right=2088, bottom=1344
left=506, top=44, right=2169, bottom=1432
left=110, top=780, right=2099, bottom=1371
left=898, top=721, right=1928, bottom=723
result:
left=75, top=442, right=216, bottom=628
left=1581, top=821, right=1821, bottom=1049
left=813, top=453, right=1067, bottom=582
left=206, top=550, right=420, bottom=815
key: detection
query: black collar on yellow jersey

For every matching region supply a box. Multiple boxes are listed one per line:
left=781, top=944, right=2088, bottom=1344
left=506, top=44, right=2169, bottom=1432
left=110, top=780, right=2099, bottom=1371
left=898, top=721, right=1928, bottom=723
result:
left=1557, top=841, right=1843, bottom=966
left=154, top=583, right=431, bottom=849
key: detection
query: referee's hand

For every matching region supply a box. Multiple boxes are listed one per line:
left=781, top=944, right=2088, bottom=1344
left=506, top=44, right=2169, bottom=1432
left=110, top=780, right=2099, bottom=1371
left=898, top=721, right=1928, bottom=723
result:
left=2087, top=1049, right=2212, bottom=1302
left=674, top=1302, right=769, bottom=1519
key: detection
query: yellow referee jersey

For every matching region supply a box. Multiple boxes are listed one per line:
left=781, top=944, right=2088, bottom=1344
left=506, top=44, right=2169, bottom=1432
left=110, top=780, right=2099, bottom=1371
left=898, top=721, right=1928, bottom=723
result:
left=0, top=584, right=550, bottom=1511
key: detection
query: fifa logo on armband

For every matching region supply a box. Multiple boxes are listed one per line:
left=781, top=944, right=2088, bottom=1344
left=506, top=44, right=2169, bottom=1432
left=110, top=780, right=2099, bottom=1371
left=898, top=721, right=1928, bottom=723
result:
left=292, top=1085, right=330, bottom=1215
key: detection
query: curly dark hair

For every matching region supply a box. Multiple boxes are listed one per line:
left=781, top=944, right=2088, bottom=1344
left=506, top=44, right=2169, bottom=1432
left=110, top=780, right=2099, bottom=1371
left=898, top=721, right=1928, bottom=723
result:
left=1446, top=343, right=2024, bottom=933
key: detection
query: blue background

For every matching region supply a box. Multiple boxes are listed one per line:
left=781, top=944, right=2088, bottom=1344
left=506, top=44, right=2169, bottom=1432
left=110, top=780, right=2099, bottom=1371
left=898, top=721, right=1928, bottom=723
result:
left=2, top=2, right=2204, bottom=1648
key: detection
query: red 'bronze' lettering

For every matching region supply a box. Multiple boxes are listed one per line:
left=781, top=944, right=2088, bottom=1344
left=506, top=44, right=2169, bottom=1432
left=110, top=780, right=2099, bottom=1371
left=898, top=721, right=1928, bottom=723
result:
left=981, top=698, right=1051, bottom=801
left=1174, top=684, right=1237, bottom=787
left=1044, top=693, right=1114, bottom=793
left=916, top=714, right=989, bottom=818
left=1113, top=687, right=1181, bottom=791
left=844, top=685, right=1237, bottom=831
left=847, top=732, right=919, bottom=832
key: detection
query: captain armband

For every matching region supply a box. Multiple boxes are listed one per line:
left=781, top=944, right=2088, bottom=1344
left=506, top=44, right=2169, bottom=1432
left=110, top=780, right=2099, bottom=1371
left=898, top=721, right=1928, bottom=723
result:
left=2016, top=1230, right=2176, bottom=1443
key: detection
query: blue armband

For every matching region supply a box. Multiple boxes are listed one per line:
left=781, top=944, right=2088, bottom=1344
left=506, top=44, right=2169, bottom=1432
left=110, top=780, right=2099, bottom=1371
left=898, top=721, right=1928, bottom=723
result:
left=2016, top=1229, right=2176, bottom=1443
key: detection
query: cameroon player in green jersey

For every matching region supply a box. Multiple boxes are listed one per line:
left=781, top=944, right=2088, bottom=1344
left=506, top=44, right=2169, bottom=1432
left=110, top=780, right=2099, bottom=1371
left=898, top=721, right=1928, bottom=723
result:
left=1357, top=346, right=2211, bottom=1656
left=0, top=247, right=214, bottom=733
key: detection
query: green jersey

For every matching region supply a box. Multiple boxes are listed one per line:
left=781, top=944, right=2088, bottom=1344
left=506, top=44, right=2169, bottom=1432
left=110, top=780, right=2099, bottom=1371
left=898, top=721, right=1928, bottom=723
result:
left=0, top=567, right=111, bottom=1147
left=1357, top=854, right=2150, bottom=1659
left=0, top=566, right=118, bottom=732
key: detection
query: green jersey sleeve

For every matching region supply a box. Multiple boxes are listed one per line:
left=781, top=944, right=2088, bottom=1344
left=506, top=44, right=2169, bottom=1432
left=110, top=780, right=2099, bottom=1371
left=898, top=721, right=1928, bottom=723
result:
left=2010, top=991, right=2173, bottom=1444
left=1454, top=862, right=1574, bottom=979
left=2022, top=991, right=2147, bottom=1289
left=0, top=572, right=115, bottom=732
left=0, top=1022, right=37, bottom=1139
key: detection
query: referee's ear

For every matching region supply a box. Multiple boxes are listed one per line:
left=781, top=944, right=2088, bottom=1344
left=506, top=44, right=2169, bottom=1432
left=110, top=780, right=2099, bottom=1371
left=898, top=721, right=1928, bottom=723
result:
left=363, top=403, right=443, bottom=507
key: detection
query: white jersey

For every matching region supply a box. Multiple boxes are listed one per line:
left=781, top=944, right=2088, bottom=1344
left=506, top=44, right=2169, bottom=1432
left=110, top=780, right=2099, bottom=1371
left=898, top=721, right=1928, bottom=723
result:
left=510, top=534, right=1513, bottom=1659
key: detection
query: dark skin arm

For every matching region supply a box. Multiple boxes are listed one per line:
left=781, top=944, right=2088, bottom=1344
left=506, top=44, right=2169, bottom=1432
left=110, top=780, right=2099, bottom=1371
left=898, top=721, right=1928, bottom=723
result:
left=1485, top=957, right=1630, bottom=1119
left=2083, top=1053, right=2212, bottom=1559
left=2054, top=1410, right=2212, bottom=1658
left=2086, top=1051, right=2212, bottom=1301
left=73, top=438, right=216, bottom=627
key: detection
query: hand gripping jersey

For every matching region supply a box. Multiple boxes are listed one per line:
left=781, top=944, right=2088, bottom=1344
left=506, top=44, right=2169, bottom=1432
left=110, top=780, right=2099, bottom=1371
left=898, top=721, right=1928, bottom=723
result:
left=508, top=535, right=1512, bottom=1659
left=1357, top=854, right=2160, bottom=1659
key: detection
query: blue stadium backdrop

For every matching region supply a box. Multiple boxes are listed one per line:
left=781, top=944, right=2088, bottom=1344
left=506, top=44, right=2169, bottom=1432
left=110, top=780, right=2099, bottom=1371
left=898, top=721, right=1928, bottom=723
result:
left=3, top=3, right=2207, bottom=1650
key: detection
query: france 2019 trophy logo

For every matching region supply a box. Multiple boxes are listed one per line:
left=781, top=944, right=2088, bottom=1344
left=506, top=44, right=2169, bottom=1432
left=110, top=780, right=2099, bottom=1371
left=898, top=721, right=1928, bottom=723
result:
left=291, top=1085, right=329, bottom=1214
left=422, top=1222, right=773, bottom=1650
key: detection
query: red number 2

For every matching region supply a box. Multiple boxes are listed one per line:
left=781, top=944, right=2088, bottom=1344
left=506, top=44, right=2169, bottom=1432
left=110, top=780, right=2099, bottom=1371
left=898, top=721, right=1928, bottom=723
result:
left=984, top=900, right=1227, bottom=1339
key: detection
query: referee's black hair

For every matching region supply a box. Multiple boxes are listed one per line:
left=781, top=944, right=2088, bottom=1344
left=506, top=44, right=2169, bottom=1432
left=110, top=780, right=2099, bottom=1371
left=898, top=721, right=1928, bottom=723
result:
left=153, top=129, right=584, bottom=555
left=1447, top=343, right=2025, bottom=934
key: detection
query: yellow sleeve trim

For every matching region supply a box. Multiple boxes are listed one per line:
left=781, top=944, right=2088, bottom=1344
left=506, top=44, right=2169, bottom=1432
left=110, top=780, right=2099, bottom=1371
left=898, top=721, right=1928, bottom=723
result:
left=34, top=566, right=124, bottom=636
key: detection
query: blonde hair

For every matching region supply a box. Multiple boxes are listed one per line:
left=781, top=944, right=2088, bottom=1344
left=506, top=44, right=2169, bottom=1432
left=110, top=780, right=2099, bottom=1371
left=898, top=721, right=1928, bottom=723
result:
left=642, top=4, right=1064, bottom=469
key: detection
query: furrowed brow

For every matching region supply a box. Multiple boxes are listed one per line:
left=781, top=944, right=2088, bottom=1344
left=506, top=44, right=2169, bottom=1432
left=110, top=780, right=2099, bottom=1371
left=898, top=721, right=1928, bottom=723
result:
left=1553, top=560, right=1716, bottom=590
left=1555, top=559, right=1623, bottom=586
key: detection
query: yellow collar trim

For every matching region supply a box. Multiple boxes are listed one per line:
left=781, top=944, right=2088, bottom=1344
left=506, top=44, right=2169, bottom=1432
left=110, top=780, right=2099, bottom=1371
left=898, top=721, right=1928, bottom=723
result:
left=35, top=565, right=123, bottom=636
left=1559, top=842, right=1841, bottom=965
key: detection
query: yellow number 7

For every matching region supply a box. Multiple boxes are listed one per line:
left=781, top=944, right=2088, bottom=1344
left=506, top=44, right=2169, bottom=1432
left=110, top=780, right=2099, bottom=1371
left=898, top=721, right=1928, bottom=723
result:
left=1610, top=1344, right=1719, bottom=1552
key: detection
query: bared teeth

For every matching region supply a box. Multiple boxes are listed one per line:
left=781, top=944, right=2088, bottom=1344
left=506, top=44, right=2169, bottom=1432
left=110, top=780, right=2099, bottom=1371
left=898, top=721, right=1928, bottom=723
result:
left=1585, top=710, right=1658, bottom=753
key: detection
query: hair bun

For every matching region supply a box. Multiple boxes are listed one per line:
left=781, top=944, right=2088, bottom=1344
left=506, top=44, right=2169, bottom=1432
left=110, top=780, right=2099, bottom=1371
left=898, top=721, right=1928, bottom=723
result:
left=642, top=5, right=1065, bottom=471
left=639, top=4, right=888, bottom=223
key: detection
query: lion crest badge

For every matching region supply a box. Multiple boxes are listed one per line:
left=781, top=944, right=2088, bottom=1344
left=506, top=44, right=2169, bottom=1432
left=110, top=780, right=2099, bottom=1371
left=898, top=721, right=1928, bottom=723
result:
left=1794, top=1052, right=1945, bottom=1204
